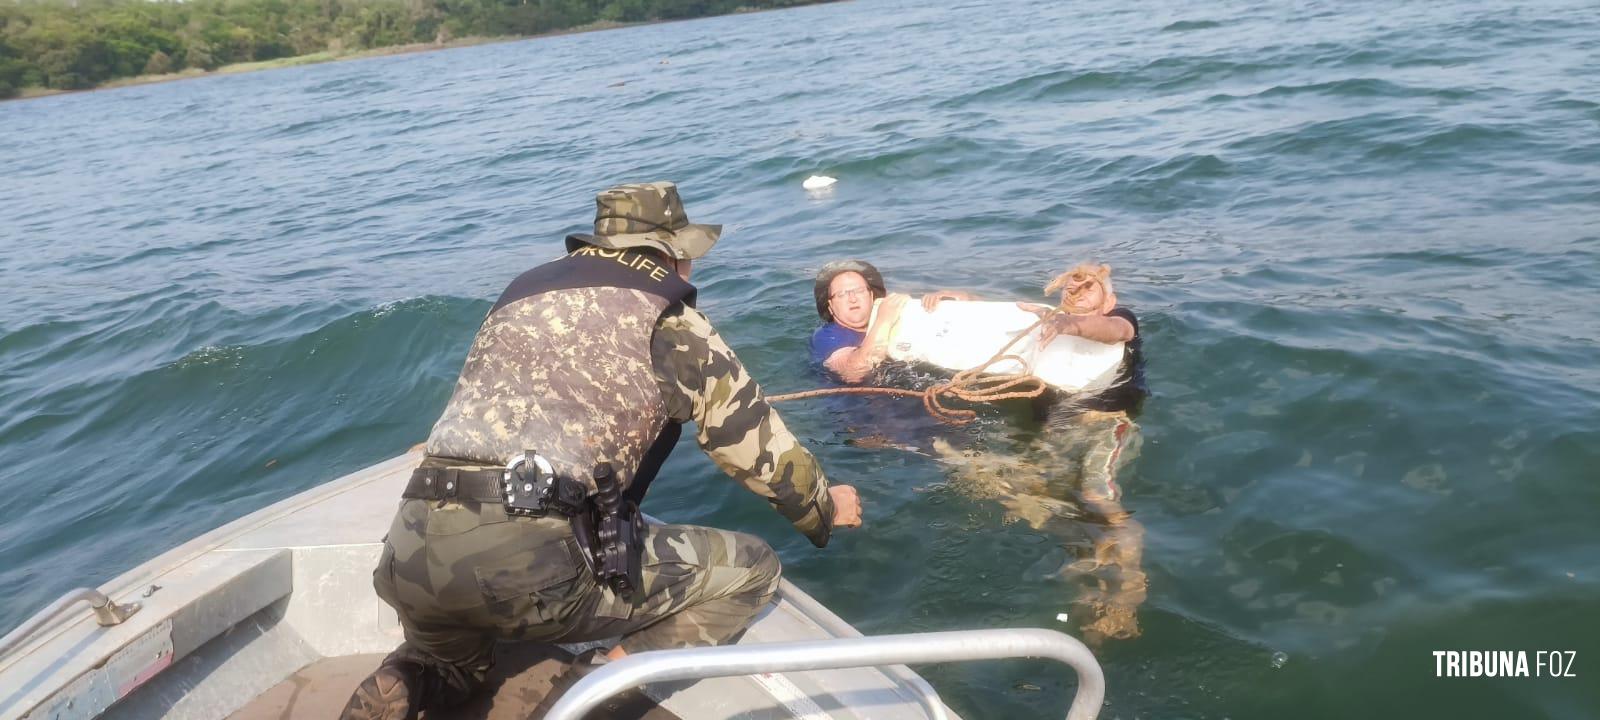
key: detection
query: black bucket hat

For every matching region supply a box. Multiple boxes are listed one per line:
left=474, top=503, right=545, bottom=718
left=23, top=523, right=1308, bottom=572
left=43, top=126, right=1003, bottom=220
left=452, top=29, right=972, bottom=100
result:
left=814, top=260, right=886, bottom=321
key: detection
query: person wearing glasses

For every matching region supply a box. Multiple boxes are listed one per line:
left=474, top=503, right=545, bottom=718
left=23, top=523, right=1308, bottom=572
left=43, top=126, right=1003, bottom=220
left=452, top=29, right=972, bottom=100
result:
left=810, top=259, right=972, bottom=383
left=809, top=260, right=1150, bottom=644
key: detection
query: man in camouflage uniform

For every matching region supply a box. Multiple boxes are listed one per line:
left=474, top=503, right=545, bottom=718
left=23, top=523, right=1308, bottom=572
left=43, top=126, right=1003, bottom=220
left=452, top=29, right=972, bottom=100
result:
left=342, top=182, right=863, bottom=719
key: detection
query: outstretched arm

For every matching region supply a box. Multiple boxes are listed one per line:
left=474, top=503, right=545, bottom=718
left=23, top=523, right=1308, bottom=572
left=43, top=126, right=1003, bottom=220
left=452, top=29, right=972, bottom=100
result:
left=657, top=308, right=862, bottom=547
left=1017, top=303, right=1134, bottom=344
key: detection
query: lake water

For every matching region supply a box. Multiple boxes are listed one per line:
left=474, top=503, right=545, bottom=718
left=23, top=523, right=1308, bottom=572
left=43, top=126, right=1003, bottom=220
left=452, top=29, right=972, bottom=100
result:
left=2, top=0, right=1598, bottom=717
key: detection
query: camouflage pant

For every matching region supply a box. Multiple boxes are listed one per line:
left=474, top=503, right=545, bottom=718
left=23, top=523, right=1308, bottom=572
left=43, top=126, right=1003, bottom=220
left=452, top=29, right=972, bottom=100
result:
left=372, top=497, right=781, bottom=696
left=1042, top=410, right=1141, bottom=503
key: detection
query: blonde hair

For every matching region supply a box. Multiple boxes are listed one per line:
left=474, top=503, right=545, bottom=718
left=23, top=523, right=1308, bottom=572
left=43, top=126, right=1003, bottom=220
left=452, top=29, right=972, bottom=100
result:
left=1045, top=263, right=1115, bottom=315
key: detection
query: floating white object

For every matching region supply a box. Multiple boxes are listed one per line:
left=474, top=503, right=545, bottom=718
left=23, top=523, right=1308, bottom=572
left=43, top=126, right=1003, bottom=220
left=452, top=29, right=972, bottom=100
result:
left=802, top=175, right=838, bottom=190
left=874, top=299, right=1124, bottom=393
left=1056, top=613, right=1071, bottom=623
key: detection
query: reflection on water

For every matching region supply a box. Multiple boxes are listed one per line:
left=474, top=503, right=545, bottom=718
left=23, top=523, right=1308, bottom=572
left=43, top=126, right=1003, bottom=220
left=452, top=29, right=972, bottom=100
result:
left=824, top=358, right=1151, bottom=645
left=934, top=407, right=1147, bottom=646
left=821, top=360, right=995, bottom=455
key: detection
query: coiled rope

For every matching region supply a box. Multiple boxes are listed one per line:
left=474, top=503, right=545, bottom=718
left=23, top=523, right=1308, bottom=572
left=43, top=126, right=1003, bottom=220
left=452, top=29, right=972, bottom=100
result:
left=767, top=266, right=1107, bottom=425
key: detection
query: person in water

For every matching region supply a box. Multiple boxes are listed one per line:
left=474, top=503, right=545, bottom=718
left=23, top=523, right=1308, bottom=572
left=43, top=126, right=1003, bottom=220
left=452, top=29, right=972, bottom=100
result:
left=943, top=263, right=1149, bottom=644
left=1018, top=262, right=1146, bottom=421
left=810, top=258, right=1150, bottom=644
left=809, top=259, right=973, bottom=383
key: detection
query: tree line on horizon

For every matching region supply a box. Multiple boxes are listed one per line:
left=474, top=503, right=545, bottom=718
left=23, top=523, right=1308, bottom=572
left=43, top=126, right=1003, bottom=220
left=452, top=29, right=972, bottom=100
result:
left=0, top=0, right=827, bottom=98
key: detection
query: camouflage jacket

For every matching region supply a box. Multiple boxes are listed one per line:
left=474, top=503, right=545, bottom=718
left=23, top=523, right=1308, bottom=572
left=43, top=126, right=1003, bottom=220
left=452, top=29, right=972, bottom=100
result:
left=651, top=304, right=837, bottom=548
left=427, top=249, right=836, bottom=548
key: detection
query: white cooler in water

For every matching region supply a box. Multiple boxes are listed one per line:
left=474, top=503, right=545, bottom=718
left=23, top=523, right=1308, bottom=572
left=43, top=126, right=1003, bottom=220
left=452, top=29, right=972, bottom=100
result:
left=876, top=299, right=1124, bottom=393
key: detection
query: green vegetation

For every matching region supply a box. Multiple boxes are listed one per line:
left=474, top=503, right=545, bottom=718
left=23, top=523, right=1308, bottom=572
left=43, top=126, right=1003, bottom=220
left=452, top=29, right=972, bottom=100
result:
left=0, top=0, right=827, bottom=98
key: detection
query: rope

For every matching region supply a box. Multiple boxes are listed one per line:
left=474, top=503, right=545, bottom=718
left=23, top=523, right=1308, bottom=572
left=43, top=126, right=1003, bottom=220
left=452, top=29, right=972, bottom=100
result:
left=768, top=267, right=1111, bottom=425
left=769, top=312, right=1059, bottom=425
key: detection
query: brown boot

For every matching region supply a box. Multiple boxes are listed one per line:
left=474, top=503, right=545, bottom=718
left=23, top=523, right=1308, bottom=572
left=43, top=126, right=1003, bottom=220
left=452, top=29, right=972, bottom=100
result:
left=342, top=648, right=484, bottom=720
left=339, top=658, right=428, bottom=720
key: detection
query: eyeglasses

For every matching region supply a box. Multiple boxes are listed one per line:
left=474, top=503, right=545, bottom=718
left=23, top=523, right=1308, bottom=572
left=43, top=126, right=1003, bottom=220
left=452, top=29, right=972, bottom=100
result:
left=830, top=287, right=871, bottom=301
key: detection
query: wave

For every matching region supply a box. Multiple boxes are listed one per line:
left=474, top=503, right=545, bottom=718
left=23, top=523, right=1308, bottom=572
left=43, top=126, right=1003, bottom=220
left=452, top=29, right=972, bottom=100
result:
left=261, top=108, right=413, bottom=139
left=1136, top=153, right=1232, bottom=181
left=483, top=141, right=567, bottom=167
left=1208, top=78, right=1479, bottom=104
left=76, top=236, right=242, bottom=271
left=941, top=68, right=1127, bottom=106
left=1362, top=122, right=1529, bottom=166
left=1539, top=96, right=1598, bottom=113
left=0, top=317, right=101, bottom=377
left=265, top=116, right=340, bottom=138
left=1238, top=113, right=1394, bottom=156
left=1391, top=53, right=1486, bottom=69
left=616, top=88, right=695, bottom=110
left=303, top=77, right=396, bottom=96
left=1284, top=38, right=1492, bottom=72
left=1141, top=56, right=1274, bottom=91
left=1161, top=20, right=1222, bottom=32
left=0, top=295, right=488, bottom=635
left=943, top=56, right=1275, bottom=108
left=1342, top=249, right=1504, bottom=269
left=824, top=135, right=1020, bottom=180
left=0, top=295, right=483, bottom=479
left=672, top=38, right=729, bottom=55
left=1080, top=153, right=1235, bottom=212
left=389, top=116, right=462, bottom=137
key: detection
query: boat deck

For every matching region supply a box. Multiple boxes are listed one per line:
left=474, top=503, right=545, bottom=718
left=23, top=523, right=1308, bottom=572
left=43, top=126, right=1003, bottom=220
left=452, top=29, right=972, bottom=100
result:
left=1, top=450, right=950, bottom=720
left=230, top=644, right=679, bottom=720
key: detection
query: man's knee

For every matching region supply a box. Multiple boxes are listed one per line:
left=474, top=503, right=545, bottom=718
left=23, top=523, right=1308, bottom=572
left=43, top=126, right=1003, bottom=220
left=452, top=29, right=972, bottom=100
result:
left=734, top=532, right=782, bottom=602
left=651, top=526, right=781, bottom=604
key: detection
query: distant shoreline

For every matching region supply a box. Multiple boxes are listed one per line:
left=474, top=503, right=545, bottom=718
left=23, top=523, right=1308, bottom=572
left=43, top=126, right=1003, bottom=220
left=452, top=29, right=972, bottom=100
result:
left=12, top=37, right=512, bottom=101
left=5, top=6, right=811, bottom=103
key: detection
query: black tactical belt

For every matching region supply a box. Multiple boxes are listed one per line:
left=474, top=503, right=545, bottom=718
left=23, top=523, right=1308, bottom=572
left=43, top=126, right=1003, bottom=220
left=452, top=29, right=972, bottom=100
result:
left=402, top=467, right=506, bottom=502
left=403, top=458, right=588, bottom=519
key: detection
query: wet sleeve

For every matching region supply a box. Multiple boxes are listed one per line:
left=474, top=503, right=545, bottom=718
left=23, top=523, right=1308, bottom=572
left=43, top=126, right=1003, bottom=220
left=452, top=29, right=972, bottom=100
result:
left=1107, top=307, right=1139, bottom=338
left=654, top=307, right=837, bottom=547
left=809, top=324, right=857, bottom=366
left=808, top=326, right=833, bottom=366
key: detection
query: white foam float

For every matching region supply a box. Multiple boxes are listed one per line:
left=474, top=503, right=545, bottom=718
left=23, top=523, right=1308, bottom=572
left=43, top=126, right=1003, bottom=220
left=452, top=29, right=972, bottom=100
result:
left=802, top=175, right=838, bottom=190
left=874, top=299, right=1124, bottom=393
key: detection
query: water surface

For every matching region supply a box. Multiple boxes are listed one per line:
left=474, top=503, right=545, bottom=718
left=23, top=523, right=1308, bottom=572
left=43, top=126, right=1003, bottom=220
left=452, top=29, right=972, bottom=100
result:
left=3, top=0, right=1599, bottom=717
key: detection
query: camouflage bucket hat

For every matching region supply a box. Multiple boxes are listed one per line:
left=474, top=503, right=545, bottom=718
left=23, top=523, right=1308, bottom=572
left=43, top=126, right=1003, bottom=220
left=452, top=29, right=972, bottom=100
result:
left=564, top=181, right=722, bottom=260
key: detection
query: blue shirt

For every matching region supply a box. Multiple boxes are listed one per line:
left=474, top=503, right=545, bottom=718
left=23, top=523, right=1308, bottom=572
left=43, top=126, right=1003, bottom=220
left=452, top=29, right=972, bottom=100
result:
left=810, top=322, right=865, bottom=367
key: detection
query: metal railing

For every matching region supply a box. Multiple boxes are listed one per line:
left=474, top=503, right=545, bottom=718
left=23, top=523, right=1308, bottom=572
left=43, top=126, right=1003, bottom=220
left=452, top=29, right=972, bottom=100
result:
left=543, top=628, right=1104, bottom=720
left=772, top=578, right=952, bottom=720
left=0, top=588, right=141, bottom=660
